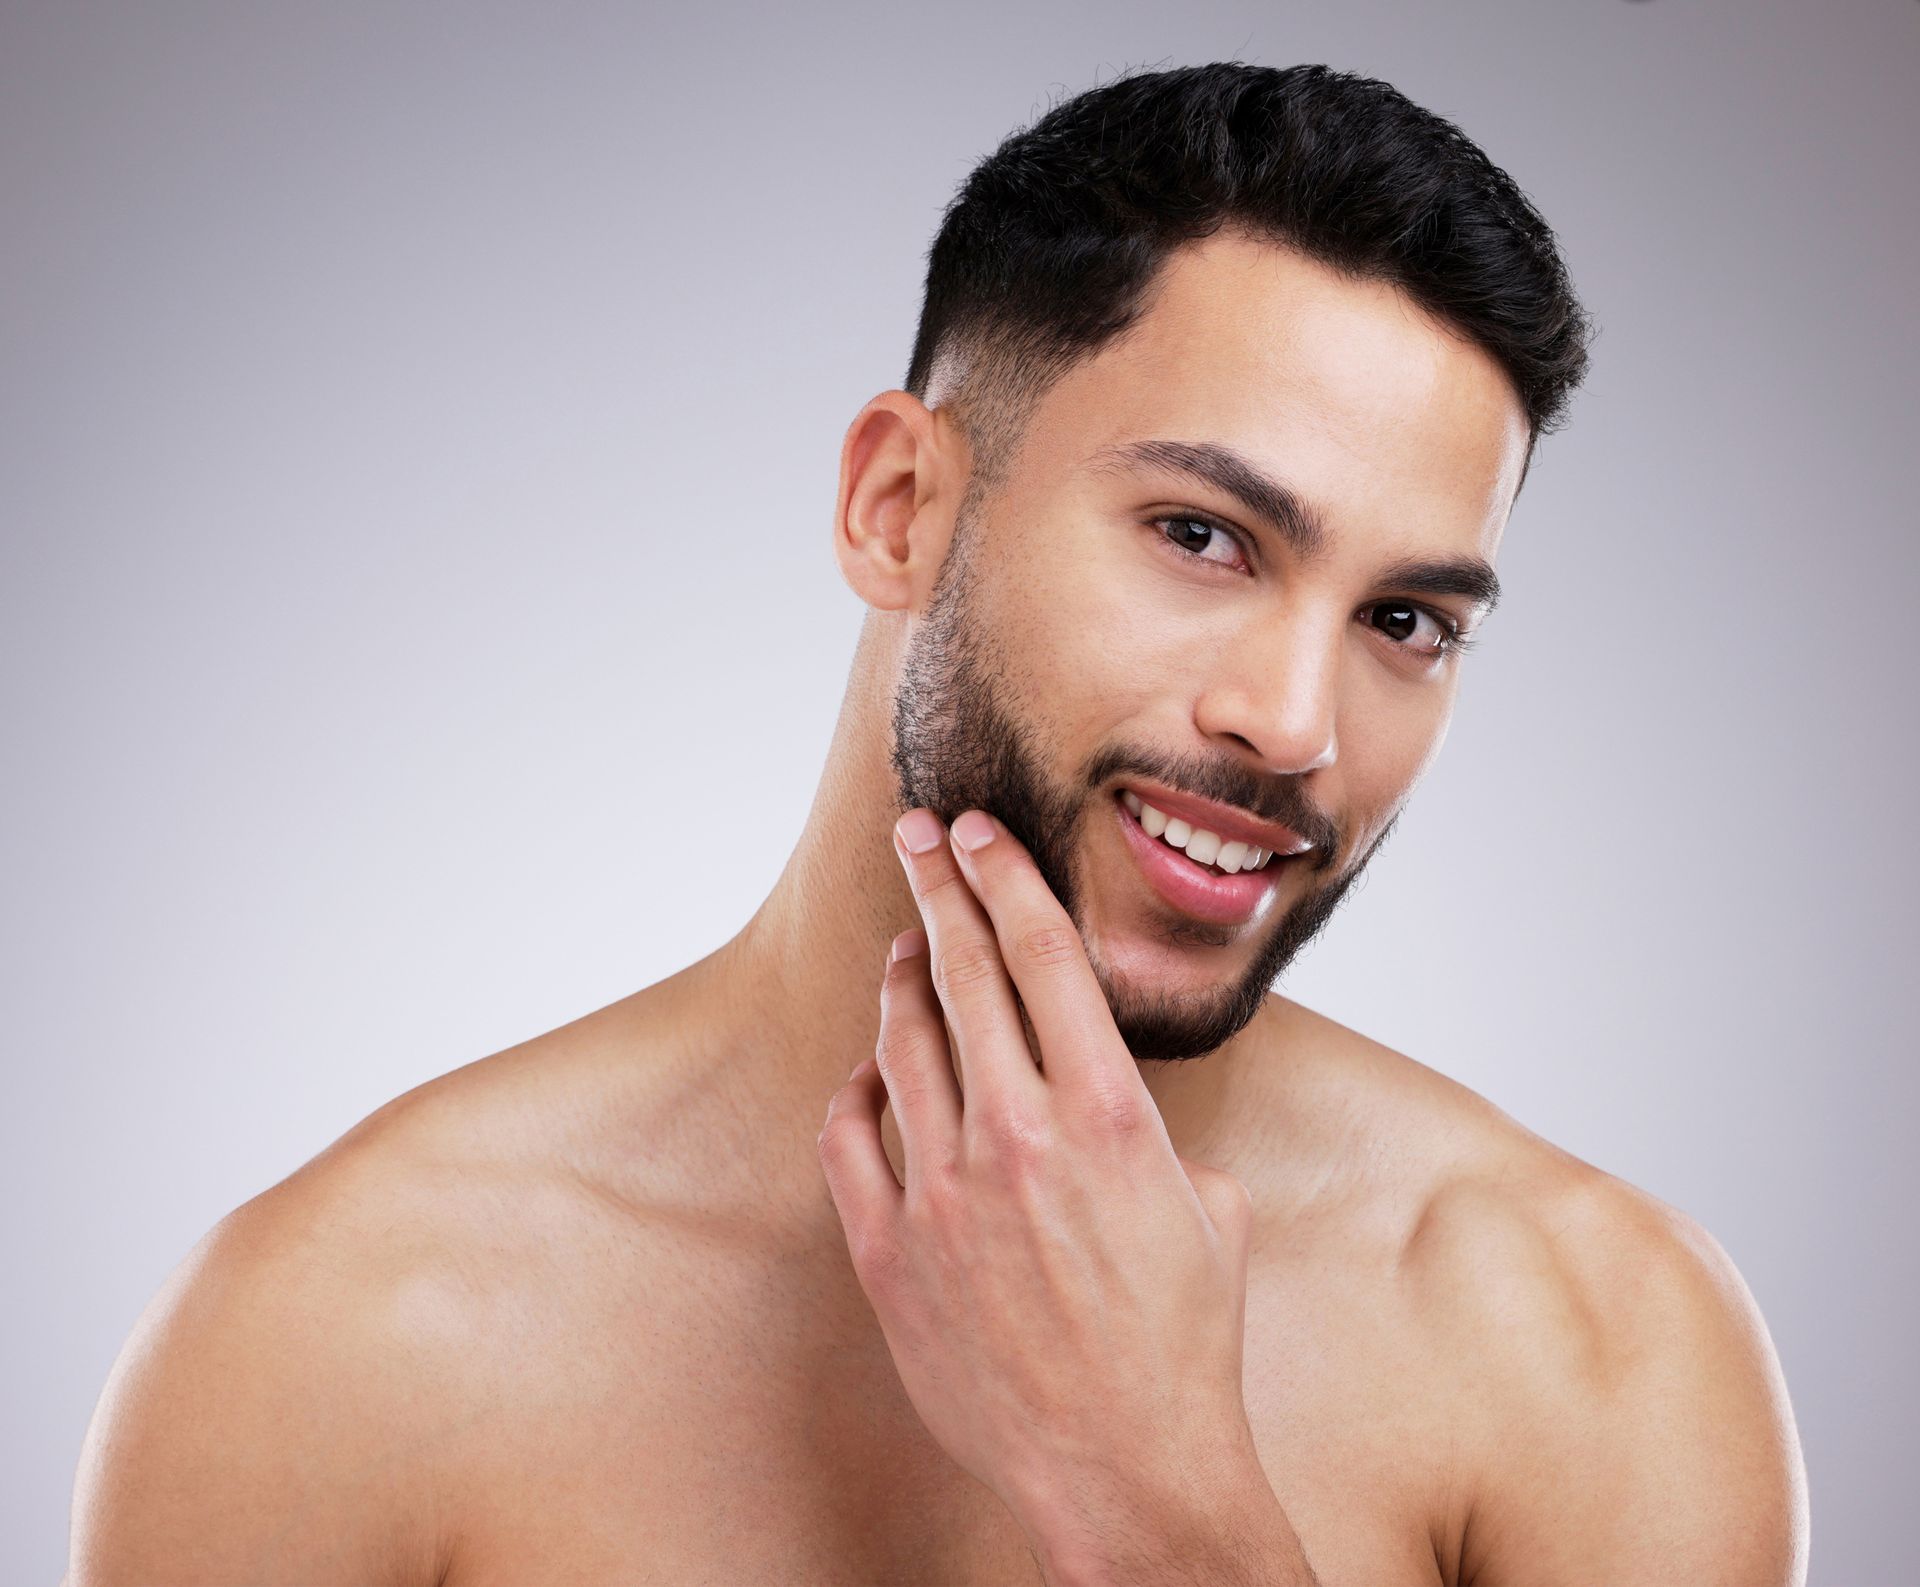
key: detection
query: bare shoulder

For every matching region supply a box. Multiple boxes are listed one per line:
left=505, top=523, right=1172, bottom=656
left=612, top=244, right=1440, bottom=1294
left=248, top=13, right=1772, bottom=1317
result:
left=1331, top=1021, right=1811, bottom=1587
left=68, top=1003, right=655, bottom=1585
left=1256, top=1000, right=1806, bottom=1584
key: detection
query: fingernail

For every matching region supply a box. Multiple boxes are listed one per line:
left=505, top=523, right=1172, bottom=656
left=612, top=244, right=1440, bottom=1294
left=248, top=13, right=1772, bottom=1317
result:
left=952, top=809, right=996, bottom=852
left=890, top=927, right=927, bottom=962
left=896, top=809, right=944, bottom=854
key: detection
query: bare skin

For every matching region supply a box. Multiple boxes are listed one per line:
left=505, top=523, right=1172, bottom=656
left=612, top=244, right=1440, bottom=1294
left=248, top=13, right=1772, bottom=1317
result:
left=68, top=233, right=1808, bottom=1585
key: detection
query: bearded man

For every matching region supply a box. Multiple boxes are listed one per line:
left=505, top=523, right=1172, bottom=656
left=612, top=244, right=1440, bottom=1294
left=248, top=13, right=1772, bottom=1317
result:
left=68, top=61, right=1808, bottom=1587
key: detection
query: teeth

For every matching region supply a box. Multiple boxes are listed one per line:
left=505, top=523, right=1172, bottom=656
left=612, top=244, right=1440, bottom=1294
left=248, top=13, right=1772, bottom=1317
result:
left=1120, top=792, right=1277, bottom=872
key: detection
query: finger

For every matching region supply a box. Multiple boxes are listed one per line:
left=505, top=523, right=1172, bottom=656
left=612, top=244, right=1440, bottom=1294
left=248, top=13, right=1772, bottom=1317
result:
left=817, top=1058, right=905, bottom=1262
left=894, top=809, right=1045, bottom=1111
left=948, top=807, right=1146, bottom=1101
left=874, top=928, right=963, bottom=1187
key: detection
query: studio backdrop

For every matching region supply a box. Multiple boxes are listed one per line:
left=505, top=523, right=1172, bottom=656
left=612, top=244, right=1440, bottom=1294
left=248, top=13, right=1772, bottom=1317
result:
left=2, top=1, right=1914, bottom=1581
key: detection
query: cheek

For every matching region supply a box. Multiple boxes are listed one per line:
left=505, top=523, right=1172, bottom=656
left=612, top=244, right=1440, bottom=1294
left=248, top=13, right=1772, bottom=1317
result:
left=1342, top=675, right=1457, bottom=810
left=992, top=574, right=1175, bottom=751
left=1056, top=580, right=1202, bottom=719
left=1059, top=546, right=1233, bottom=685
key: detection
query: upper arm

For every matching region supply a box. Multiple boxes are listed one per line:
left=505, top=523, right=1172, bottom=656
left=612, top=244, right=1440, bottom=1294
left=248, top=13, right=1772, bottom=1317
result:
left=1460, top=1182, right=1809, bottom=1587
left=68, top=1181, right=463, bottom=1586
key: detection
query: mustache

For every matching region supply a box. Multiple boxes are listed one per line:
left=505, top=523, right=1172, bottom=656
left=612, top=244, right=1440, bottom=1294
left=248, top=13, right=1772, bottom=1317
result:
left=1080, top=743, right=1341, bottom=865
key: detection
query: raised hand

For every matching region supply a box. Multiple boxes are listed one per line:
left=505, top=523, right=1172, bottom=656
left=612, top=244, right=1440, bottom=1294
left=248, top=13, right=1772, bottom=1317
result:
left=817, top=806, right=1312, bottom=1585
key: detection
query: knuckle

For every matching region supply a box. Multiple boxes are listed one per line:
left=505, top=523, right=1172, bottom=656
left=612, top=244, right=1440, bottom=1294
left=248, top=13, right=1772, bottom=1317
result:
left=876, top=1016, right=934, bottom=1066
left=912, top=1154, right=967, bottom=1220
left=974, top=1104, right=1055, bottom=1171
left=1078, top=1081, right=1152, bottom=1139
left=915, top=866, right=972, bottom=903
left=876, top=1024, right=945, bottom=1089
left=876, top=1059, right=939, bottom=1112
left=1012, top=921, right=1081, bottom=970
left=935, top=940, right=1003, bottom=995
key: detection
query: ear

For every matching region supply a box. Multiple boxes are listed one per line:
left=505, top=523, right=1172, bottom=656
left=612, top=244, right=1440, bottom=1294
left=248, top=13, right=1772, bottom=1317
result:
left=832, top=390, right=967, bottom=612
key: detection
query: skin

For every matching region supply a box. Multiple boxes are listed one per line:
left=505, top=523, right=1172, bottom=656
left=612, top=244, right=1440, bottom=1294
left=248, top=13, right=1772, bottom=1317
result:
left=66, top=230, right=1809, bottom=1585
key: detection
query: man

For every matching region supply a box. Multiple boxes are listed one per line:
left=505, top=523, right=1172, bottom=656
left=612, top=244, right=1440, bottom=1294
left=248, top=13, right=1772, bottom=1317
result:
left=68, top=62, right=1808, bottom=1585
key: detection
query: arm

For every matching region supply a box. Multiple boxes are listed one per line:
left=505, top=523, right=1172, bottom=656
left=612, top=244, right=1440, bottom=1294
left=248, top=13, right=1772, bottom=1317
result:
left=68, top=1180, right=459, bottom=1585
left=1461, top=1186, right=1809, bottom=1587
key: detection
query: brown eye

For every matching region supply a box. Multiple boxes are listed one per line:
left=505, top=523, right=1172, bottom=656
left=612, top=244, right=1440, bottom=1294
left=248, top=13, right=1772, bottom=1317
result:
left=1159, top=516, right=1244, bottom=570
left=1368, top=602, right=1456, bottom=655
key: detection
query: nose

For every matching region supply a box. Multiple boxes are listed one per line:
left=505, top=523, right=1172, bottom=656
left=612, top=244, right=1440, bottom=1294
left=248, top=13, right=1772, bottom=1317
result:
left=1191, top=608, right=1340, bottom=775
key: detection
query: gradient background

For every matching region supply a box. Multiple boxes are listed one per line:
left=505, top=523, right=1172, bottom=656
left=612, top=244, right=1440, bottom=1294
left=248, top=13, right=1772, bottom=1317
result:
left=4, top=2, right=1914, bottom=1580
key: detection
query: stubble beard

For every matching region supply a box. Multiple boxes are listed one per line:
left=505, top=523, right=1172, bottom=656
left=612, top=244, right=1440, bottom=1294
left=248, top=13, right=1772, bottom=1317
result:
left=887, top=503, right=1389, bottom=1065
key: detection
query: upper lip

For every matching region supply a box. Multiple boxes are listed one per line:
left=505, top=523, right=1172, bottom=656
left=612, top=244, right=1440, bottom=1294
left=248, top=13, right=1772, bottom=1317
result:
left=1118, top=781, right=1316, bottom=858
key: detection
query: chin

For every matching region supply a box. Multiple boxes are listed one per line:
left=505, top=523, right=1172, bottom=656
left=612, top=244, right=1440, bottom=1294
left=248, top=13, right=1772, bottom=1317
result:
left=1072, top=896, right=1278, bottom=1064
left=1104, top=976, right=1266, bottom=1065
left=1084, top=922, right=1249, bottom=1010
left=1081, top=882, right=1267, bottom=974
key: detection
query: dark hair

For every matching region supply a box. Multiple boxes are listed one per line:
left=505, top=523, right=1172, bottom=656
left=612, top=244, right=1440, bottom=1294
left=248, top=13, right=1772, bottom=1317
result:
left=904, top=62, right=1593, bottom=496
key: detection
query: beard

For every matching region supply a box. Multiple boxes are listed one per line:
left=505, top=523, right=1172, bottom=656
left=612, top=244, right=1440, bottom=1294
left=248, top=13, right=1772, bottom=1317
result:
left=888, top=495, right=1397, bottom=1065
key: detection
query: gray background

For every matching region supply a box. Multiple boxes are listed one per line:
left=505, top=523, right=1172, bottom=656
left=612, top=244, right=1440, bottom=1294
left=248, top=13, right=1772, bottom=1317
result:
left=3, top=1, right=1914, bottom=1581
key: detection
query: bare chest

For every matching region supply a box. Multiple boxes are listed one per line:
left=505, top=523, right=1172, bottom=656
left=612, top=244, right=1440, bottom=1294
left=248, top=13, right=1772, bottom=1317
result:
left=441, top=1230, right=1460, bottom=1586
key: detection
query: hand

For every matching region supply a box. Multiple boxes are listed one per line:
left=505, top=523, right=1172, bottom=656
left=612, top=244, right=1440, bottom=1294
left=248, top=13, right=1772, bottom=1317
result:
left=816, top=805, right=1266, bottom=1567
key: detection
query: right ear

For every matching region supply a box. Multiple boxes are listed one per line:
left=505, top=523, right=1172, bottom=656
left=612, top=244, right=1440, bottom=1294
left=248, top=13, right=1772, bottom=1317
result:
left=832, top=391, right=968, bottom=613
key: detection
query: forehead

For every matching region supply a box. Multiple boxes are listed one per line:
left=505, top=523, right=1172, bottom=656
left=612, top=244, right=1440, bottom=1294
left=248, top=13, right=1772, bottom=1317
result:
left=1020, top=230, right=1529, bottom=551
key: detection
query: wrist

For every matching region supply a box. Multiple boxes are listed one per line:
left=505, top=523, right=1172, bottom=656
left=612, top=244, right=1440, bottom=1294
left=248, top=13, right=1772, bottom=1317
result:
left=1016, top=1439, right=1315, bottom=1587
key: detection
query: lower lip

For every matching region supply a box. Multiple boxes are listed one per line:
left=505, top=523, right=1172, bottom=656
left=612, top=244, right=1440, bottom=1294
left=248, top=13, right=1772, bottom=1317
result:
left=1110, top=792, right=1286, bottom=928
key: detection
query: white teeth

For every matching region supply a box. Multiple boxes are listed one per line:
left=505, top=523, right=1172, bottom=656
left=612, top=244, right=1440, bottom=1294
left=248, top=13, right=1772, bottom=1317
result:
left=1122, top=791, right=1276, bottom=873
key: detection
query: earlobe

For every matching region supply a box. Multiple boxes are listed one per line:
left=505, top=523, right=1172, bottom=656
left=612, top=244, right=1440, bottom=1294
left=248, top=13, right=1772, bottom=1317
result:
left=832, top=391, right=957, bottom=613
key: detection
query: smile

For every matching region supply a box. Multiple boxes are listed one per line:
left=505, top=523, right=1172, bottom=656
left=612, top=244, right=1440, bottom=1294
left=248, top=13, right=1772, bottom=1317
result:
left=1111, top=790, right=1295, bottom=929
left=1120, top=789, right=1278, bottom=875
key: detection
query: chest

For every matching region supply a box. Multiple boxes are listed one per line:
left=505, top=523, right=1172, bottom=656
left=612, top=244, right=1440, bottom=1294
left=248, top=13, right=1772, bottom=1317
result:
left=441, top=1235, right=1462, bottom=1585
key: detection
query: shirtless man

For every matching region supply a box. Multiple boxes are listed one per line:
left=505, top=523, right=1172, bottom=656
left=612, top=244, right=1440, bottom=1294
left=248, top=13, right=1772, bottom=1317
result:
left=67, top=62, right=1808, bottom=1586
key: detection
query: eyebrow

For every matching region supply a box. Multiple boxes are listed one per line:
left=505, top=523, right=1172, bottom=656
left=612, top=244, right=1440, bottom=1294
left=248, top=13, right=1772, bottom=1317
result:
left=1086, top=437, right=1502, bottom=619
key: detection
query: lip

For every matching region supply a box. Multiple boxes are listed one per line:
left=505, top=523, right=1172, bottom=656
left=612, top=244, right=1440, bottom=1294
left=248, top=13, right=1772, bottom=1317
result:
left=1117, top=780, right=1315, bottom=859
left=1111, top=791, right=1288, bottom=928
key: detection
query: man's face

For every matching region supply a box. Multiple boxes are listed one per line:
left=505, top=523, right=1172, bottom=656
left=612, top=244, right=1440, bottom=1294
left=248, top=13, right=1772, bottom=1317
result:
left=891, top=232, right=1528, bottom=1063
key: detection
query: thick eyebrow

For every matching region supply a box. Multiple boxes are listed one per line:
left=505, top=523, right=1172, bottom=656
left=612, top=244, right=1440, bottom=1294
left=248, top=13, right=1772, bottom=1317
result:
left=1371, top=553, right=1502, bottom=619
left=1089, top=438, right=1332, bottom=561
left=1086, top=436, right=1501, bottom=619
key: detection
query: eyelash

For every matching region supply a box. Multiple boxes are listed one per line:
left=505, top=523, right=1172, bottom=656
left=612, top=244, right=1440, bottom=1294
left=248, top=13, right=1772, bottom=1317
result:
left=1153, top=515, right=1483, bottom=660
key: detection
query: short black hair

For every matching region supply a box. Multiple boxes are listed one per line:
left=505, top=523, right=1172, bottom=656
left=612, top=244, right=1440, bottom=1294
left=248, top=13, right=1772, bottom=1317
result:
left=905, top=62, right=1593, bottom=498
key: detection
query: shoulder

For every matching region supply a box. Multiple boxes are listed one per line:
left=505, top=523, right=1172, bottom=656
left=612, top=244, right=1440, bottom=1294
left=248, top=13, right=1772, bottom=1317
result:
left=1264, top=1000, right=1807, bottom=1586
left=1402, top=1135, right=1808, bottom=1586
left=68, top=1038, right=625, bottom=1584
